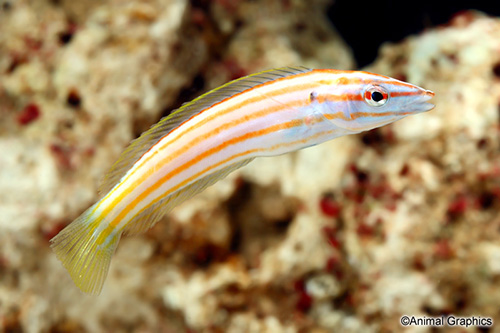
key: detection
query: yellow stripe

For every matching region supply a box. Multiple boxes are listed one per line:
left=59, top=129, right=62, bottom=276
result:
left=125, top=127, right=336, bottom=229
left=109, top=118, right=309, bottom=227
left=96, top=70, right=380, bottom=214
left=97, top=71, right=393, bottom=227
left=93, top=77, right=320, bottom=214
left=100, top=100, right=307, bottom=224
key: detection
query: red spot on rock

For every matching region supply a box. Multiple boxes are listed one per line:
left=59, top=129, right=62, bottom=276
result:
left=433, top=239, right=454, bottom=260
left=17, top=103, right=40, bottom=125
left=322, top=226, right=341, bottom=249
left=357, top=218, right=385, bottom=239
left=296, top=292, right=312, bottom=312
left=325, top=256, right=344, bottom=280
left=50, top=144, right=73, bottom=170
left=294, top=279, right=312, bottom=312
left=325, top=256, right=340, bottom=272
left=319, top=194, right=341, bottom=218
left=356, top=222, right=374, bottom=238
left=294, top=279, right=305, bottom=292
left=367, top=183, right=387, bottom=200
left=342, top=187, right=364, bottom=204
left=447, top=195, right=468, bottom=220
left=24, top=36, right=43, bottom=51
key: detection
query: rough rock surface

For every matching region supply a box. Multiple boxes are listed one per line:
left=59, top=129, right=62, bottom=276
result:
left=2, top=0, right=500, bottom=332
left=1, top=0, right=206, bottom=331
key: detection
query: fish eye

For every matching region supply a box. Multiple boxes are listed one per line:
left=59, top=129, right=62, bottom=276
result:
left=364, top=85, right=389, bottom=107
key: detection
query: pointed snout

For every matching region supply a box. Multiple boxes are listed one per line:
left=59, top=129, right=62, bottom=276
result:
left=407, top=88, right=435, bottom=113
left=424, top=89, right=435, bottom=98
left=418, top=89, right=435, bottom=112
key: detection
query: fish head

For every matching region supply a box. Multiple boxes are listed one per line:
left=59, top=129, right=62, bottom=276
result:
left=321, top=72, right=435, bottom=132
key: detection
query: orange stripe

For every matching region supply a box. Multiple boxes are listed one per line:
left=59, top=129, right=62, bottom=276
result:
left=120, top=71, right=367, bottom=180
left=125, top=127, right=336, bottom=228
left=316, top=69, right=418, bottom=89
left=100, top=100, right=307, bottom=219
left=323, top=111, right=411, bottom=121
left=93, top=77, right=320, bottom=213
left=109, top=119, right=305, bottom=226
left=98, top=70, right=373, bottom=209
left=97, top=70, right=407, bottom=220
left=97, top=76, right=368, bottom=217
left=316, top=93, right=364, bottom=104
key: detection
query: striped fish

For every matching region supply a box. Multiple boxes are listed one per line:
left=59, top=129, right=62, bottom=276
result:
left=51, top=67, right=434, bottom=295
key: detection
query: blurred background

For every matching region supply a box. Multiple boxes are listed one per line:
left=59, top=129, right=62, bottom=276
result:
left=1, top=0, right=500, bottom=332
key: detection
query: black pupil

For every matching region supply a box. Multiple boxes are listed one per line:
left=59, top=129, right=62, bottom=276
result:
left=371, top=91, right=384, bottom=102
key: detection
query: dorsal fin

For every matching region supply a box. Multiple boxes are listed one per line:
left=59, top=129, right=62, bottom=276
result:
left=98, top=66, right=312, bottom=195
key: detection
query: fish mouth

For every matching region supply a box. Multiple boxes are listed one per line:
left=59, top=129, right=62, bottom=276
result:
left=411, top=89, right=435, bottom=113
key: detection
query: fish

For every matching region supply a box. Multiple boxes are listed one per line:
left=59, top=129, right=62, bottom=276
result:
left=50, top=67, right=435, bottom=295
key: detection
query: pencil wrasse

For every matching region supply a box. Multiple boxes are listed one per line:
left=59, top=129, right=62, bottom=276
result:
left=50, top=67, right=435, bottom=295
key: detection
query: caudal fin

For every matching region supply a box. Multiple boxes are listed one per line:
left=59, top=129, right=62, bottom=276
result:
left=50, top=205, right=121, bottom=295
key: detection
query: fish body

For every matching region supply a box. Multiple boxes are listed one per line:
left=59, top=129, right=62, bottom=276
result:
left=51, top=67, right=434, bottom=294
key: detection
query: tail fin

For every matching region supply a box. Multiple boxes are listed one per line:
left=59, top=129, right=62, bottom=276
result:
left=50, top=205, right=121, bottom=295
